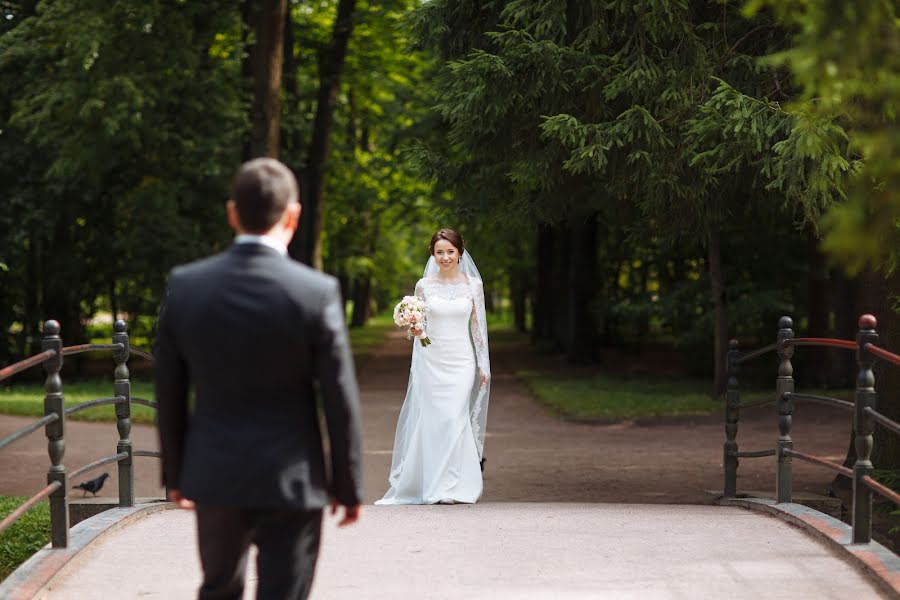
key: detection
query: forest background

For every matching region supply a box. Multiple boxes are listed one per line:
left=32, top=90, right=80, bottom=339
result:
left=0, top=1, right=897, bottom=466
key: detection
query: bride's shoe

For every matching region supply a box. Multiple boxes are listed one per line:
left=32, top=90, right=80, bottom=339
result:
left=437, top=498, right=456, bottom=505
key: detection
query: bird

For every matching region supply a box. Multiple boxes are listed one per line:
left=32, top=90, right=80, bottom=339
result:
left=73, top=472, right=110, bottom=497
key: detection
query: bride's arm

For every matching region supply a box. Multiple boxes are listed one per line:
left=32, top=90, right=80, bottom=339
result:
left=411, top=279, right=426, bottom=336
left=469, top=280, right=490, bottom=387
left=415, top=278, right=425, bottom=300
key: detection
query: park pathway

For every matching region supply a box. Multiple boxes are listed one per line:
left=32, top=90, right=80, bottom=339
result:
left=2, top=329, right=881, bottom=598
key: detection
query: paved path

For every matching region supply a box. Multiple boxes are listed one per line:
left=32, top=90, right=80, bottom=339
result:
left=2, top=330, right=876, bottom=597
left=41, top=504, right=885, bottom=599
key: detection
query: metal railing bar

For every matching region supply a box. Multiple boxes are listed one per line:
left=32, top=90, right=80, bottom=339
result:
left=734, top=343, right=777, bottom=365
left=0, top=481, right=62, bottom=535
left=129, top=348, right=154, bottom=361
left=133, top=450, right=161, bottom=458
left=865, top=343, right=900, bottom=367
left=784, top=337, right=858, bottom=351
left=782, top=449, right=853, bottom=477
left=0, top=413, right=60, bottom=452
left=131, top=397, right=157, bottom=410
left=0, top=349, right=57, bottom=383
left=64, top=396, right=126, bottom=416
left=864, top=407, right=900, bottom=437
left=69, top=452, right=129, bottom=480
left=735, top=397, right=775, bottom=410
left=785, top=392, right=854, bottom=411
left=861, top=475, right=900, bottom=506
left=733, top=448, right=776, bottom=458
left=60, top=343, right=124, bottom=356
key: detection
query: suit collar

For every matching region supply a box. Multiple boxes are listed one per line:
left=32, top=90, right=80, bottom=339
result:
left=230, top=241, right=288, bottom=259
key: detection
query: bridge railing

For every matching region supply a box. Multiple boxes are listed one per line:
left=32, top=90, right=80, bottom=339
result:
left=0, top=319, right=159, bottom=548
left=725, top=314, right=900, bottom=543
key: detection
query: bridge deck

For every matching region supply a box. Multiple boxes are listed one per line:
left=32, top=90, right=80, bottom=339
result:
left=37, top=503, right=884, bottom=599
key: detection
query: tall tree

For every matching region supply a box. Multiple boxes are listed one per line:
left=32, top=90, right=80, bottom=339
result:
left=243, top=0, right=289, bottom=158
left=0, top=0, right=243, bottom=349
left=289, top=0, right=357, bottom=268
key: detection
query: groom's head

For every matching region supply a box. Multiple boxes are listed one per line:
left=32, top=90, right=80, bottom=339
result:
left=227, top=158, right=301, bottom=241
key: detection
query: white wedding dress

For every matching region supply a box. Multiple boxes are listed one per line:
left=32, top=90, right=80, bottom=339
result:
left=376, top=257, right=491, bottom=505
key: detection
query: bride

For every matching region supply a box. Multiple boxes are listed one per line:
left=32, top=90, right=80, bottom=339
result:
left=376, top=229, right=491, bottom=505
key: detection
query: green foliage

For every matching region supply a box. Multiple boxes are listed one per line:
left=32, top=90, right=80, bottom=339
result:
left=285, top=0, right=443, bottom=314
left=748, top=0, right=900, bottom=272
left=0, top=0, right=244, bottom=360
left=0, top=496, right=50, bottom=581
left=408, top=0, right=843, bottom=368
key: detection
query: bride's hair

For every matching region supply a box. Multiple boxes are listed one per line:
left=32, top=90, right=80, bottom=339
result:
left=430, top=228, right=465, bottom=257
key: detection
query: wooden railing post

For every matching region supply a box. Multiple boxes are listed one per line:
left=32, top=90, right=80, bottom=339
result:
left=853, top=314, right=877, bottom=544
left=113, top=319, right=134, bottom=508
left=42, top=320, right=68, bottom=548
left=724, top=339, right=740, bottom=498
left=776, top=316, right=794, bottom=504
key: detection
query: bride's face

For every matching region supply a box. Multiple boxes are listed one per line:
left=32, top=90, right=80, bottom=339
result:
left=433, top=239, right=460, bottom=271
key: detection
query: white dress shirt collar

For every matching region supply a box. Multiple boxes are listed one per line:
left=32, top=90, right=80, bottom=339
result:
left=234, top=234, right=288, bottom=256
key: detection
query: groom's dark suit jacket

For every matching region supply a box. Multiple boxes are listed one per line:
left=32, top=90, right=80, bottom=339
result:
left=154, top=242, right=363, bottom=509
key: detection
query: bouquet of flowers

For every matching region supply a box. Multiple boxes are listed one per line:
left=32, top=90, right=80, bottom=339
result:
left=394, top=295, right=432, bottom=347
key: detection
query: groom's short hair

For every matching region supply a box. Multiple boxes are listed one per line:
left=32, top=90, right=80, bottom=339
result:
left=231, top=158, right=299, bottom=233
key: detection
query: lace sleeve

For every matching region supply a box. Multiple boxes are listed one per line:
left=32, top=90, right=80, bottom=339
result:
left=469, top=280, right=490, bottom=378
left=415, top=278, right=425, bottom=301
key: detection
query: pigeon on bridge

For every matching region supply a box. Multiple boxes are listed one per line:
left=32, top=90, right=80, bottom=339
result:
left=73, top=472, right=110, bottom=497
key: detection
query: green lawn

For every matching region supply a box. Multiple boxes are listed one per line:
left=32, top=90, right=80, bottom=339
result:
left=0, top=496, right=50, bottom=581
left=0, top=380, right=158, bottom=425
left=520, top=372, right=721, bottom=421
left=0, top=315, right=394, bottom=424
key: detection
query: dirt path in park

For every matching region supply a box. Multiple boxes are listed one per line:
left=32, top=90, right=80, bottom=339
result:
left=0, top=330, right=849, bottom=505
left=363, top=330, right=850, bottom=504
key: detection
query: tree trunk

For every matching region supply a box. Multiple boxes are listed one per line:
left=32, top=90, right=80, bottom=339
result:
left=281, top=5, right=300, bottom=161
left=22, top=236, right=41, bottom=357
left=830, top=268, right=859, bottom=387
left=567, top=214, right=597, bottom=364
left=242, top=0, right=288, bottom=159
left=636, top=256, right=650, bottom=345
left=511, top=268, right=528, bottom=333
left=350, top=276, right=371, bottom=328
left=870, top=270, right=900, bottom=470
left=551, top=225, right=572, bottom=353
left=706, top=199, right=728, bottom=398
left=804, top=232, right=830, bottom=387
left=532, top=224, right=555, bottom=345
left=289, top=0, right=357, bottom=268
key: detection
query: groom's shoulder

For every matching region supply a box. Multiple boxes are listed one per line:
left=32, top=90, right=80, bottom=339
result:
left=281, top=259, right=337, bottom=291
left=168, top=252, right=230, bottom=282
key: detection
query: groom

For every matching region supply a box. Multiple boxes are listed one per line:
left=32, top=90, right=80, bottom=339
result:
left=155, top=158, right=363, bottom=600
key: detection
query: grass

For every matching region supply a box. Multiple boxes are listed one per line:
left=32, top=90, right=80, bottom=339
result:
left=0, top=380, right=158, bottom=424
left=0, top=496, right=50, bottom=581
left=0, top=315, right=394, bottom=424
left=520, top=372, right=721, bottom=421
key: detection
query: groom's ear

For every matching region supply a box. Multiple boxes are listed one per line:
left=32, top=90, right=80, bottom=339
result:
left=285, top=202, right=301, bottom=231
left=226, top=200, right=242, bottom=232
